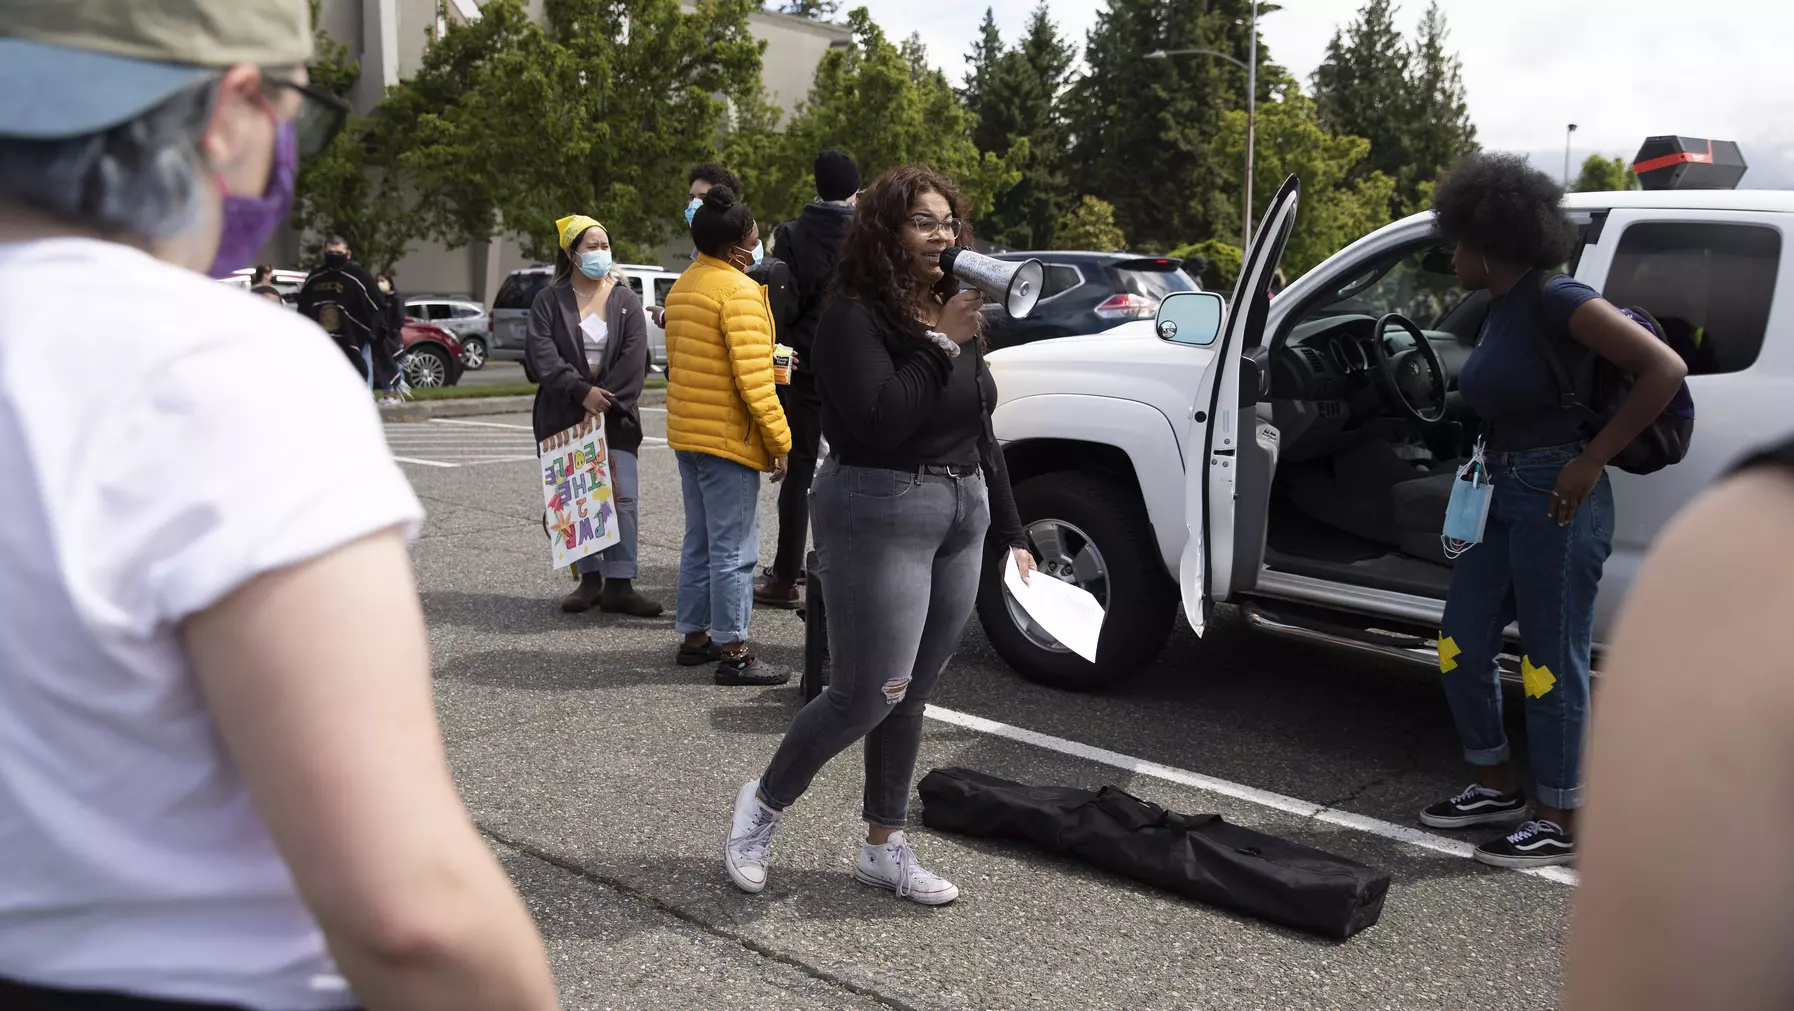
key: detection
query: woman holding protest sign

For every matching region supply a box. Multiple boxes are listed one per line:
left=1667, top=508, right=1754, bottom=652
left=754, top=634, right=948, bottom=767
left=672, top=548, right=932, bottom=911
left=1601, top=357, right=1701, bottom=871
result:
left=526, top=214, right=662, bottom=617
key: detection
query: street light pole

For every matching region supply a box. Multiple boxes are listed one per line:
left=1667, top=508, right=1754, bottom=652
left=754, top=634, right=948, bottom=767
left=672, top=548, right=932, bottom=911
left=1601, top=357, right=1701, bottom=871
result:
left=1245, top=0, right=1256, bottom=250
left=1565, top=123, right=1578, bottom=187
left=1145, top=0, right=1259, bottom=251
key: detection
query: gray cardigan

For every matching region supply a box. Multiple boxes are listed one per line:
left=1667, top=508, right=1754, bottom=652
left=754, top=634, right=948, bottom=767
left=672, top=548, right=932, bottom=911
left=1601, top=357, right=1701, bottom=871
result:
left=525, top=279, right=648, bottom=452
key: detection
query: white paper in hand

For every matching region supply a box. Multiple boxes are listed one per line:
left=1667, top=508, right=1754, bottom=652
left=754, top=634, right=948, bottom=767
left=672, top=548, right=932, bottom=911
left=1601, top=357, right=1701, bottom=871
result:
left=1003, top=553, right=1105, bottom=662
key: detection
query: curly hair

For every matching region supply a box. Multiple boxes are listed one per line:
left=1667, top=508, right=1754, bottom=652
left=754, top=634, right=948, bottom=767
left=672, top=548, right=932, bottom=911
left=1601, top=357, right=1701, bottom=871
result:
left=831, top=164, right=972, bottom=328
left=1431, top=153, right=1578, bottom=268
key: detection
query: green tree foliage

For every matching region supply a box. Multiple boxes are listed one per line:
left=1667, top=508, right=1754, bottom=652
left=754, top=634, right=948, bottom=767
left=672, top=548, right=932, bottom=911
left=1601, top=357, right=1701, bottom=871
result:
left=1067, top=0, right=1276, bottom=252
left=733, top=8, right=1023, bottom=228
left=1212, top=80, right=1396, bottom=277
left=1055, top=195, right=1127, bottom=251
left=777, top=0, right=839, bottom=18
left=290, top=0, right=417, bottom=272
left=1403, top=3, right=1476, bottom=206
left=1573, top=154, right=1638, bottom=193
left=379, top=0, right=763, bottom=263
left=1312, top=0, right=1475, bottom=216
left=1168, top=237, right=1242, bottom=292
left=962, top=5, right=1076, bottom=249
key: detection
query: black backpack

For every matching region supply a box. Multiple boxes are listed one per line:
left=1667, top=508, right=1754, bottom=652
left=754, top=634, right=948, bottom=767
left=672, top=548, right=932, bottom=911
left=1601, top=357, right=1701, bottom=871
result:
left=1529, top=273, right=1695, bottom=475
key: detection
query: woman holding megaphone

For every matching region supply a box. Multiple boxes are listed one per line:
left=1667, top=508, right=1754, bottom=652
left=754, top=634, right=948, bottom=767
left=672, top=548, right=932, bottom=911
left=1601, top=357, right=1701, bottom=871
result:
left=723, top=165, right=1036, bottom=905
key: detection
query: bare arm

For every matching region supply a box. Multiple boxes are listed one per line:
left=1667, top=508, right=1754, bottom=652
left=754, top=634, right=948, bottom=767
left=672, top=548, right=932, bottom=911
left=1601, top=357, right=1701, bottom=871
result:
left=1567, top=469, right=1794, bottom=1011
left=183, top=532, right=558, bottom=1011
left=1569, top=297, right=1688, bottom=465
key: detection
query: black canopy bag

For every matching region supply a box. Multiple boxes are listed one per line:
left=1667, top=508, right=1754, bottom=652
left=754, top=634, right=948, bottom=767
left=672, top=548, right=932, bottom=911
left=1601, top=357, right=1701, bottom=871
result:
left=919, top=767, right=1390, bottom=939
left=1529, top=273, right=1695, bottom=475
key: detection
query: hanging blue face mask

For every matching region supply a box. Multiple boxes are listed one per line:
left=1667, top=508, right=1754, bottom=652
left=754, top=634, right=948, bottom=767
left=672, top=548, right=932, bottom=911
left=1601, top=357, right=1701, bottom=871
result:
left=578, top=250, right=612, bottom=280
left=1441, top=440, right=1494, bottom=560
left=685, top=197, right=702, bottom=226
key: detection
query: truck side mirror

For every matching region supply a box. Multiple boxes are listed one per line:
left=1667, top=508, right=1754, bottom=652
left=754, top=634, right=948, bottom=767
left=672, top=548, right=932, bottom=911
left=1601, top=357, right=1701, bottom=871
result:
left=1154, top=290, right=1225, bottom=346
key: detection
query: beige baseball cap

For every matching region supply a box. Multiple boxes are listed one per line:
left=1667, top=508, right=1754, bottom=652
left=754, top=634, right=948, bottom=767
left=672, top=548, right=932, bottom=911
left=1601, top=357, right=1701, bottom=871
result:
left=0, top=0, right=314, bottom=139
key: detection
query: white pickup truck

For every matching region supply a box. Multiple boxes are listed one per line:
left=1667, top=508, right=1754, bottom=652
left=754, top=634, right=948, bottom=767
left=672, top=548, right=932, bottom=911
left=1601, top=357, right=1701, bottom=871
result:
left=978, top=176, right=1792, bottom=690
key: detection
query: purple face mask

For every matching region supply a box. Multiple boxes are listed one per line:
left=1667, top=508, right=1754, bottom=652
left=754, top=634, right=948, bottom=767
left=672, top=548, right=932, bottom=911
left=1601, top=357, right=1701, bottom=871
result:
left=207, top=119, right=298, bottom=279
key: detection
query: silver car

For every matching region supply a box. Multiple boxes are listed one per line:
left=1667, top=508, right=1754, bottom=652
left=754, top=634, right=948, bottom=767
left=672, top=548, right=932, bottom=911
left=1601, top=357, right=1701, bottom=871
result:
left=404, top=295, right=491, bottom=370
left=488, top=264, right=676, bottom=373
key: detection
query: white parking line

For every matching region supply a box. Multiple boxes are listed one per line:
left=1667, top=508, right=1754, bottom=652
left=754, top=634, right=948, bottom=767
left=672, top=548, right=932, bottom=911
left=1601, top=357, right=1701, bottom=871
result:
left=923, top=705, right=1578, bottom=887
left=392, top=456, right=458, bottom=468
left=431, top=418, right=535, bottom=430
left=640, top=406, right=667, bottom=413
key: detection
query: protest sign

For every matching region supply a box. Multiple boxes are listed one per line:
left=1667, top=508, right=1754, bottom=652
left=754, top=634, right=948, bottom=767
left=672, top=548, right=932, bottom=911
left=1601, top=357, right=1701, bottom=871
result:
left=539, top=415, right=620, bottom=569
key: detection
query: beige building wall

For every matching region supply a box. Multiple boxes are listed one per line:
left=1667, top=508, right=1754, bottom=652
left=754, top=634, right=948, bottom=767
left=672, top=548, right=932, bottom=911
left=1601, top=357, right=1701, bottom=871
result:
left=292, top=0, right=846, bottom=302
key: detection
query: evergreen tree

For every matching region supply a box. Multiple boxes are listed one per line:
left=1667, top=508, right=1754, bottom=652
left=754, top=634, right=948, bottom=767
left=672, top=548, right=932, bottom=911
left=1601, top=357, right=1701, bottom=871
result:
left=779, top=0, right=839, bottom=19
left=967, top=4, right=1076, bottom=249
left=1402, top=2, right=1477, bottom=210
left=1067, top=0, right=1264, bottom=251
left=961, top=8, right=1006, bottom=155
left=1311, top=0, right=1410, bottom=191
left=1312, top=0, right=1477, bottom=216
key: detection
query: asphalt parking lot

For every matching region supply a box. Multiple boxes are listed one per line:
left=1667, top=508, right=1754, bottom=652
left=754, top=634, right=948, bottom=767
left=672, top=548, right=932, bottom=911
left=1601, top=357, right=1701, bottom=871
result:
left=392, top=406, right=1572, bottom=1010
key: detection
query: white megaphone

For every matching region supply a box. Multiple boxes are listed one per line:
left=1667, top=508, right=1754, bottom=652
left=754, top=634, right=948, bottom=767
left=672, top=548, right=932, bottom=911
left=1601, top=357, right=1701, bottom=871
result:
left=940, top=246, right=1044, bottom=319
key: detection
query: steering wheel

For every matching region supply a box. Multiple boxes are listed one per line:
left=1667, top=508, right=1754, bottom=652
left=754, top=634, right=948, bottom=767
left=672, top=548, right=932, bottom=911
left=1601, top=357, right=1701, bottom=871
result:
left=1370, top=312, right=1448, bottom=424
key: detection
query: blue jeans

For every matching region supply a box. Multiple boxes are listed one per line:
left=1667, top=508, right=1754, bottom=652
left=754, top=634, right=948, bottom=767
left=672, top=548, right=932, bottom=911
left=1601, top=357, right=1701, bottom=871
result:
left=576, top=449, right=639, bottom=580
left=1438, top=443, right=1613, bottom=810
left=675, top=450, right=762, bottom=643
left=760, top=460, right=991, bottom=827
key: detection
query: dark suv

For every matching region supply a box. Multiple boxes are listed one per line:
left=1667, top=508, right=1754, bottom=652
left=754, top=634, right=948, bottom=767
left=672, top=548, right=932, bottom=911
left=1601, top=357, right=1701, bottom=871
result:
left=980, top=252, right=1201, bottom=350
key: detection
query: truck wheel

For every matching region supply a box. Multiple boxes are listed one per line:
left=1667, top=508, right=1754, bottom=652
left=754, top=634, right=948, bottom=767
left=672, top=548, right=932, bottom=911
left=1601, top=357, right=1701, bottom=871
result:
left=976, top=472, right=1177, bottom=692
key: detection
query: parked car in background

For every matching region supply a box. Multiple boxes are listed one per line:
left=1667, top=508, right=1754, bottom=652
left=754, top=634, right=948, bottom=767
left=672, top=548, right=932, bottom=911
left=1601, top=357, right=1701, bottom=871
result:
left=404, top=295, right=491, bottom=370
left=221, top=266, right=307, bottom=305
left=398, top=320, right=465, bottom=389
left=981, top=252, right=1202, bottom=351
left=488, top=263, right=678, bottom=373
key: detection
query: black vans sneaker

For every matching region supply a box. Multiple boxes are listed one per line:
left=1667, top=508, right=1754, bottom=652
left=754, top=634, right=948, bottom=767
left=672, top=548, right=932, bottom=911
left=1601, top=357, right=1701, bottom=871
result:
left=714, top=655, right=791, bottom=687
left=1474, top=819, right=1576, bottom=868
left=1419, top=784, right=1531, bottom=829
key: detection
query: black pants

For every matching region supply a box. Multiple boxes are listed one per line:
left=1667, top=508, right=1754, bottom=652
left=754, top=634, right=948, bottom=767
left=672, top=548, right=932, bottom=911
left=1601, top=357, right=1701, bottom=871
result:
left=771, top=369, right=822, bottom=582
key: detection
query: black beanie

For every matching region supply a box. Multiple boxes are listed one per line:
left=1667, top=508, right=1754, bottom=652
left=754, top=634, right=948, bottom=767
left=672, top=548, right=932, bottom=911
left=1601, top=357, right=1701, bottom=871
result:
left=814, top=150, right=861, bottom=202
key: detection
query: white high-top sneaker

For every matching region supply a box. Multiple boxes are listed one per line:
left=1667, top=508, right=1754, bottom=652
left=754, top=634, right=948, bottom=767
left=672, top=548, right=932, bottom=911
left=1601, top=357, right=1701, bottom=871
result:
left=855, top=831, right=959, bottom=905
left=724, top=780, right=781, bottom=894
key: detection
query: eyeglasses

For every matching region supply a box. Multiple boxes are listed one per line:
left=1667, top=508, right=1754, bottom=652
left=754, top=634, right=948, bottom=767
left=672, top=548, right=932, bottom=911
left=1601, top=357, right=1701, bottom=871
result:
left=908, top=214, right=964, bottom=239
left=264, top=78, right=352, bottom=159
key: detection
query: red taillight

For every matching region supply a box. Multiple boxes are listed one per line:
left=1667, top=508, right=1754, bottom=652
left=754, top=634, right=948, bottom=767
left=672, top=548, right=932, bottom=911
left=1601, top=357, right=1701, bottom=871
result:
left=1094, top=293, right=1159, bottom=320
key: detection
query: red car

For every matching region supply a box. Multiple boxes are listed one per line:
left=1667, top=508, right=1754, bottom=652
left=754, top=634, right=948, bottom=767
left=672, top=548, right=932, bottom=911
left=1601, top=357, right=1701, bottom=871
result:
left=399, top=320, right=465, bottom=388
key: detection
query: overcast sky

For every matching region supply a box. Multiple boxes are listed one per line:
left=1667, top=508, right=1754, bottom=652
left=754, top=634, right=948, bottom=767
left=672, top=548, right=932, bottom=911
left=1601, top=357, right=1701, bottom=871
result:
left=855, top=0, right=1794, bottom=187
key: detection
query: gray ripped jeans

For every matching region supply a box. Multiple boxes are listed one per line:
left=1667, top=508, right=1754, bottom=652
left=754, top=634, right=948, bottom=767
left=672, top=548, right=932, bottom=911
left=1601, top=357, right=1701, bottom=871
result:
left=759, top=458, right=991, bottom=828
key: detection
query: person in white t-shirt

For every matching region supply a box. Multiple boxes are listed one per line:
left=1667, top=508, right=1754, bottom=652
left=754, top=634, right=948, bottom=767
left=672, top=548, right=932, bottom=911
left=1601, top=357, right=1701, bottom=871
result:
left=0, top=3, right=558, bottom=1010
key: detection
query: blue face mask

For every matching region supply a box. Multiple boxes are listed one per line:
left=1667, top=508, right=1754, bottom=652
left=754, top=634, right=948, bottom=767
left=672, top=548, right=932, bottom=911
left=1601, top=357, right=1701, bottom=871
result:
left=578, top=249, right=612, bottom=280
left=735, top=240, right=764, bottom=268
left=685, top=197, right=702, bottom=226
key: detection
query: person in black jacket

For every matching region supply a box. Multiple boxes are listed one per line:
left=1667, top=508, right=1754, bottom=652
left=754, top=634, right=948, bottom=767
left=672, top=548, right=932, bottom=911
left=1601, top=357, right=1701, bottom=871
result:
left=373, top=272, right=404, bottom=399
left=527, top=214, right=662, bottom=618
left=754, top=150, right=859, bottom=607
left=723, top=165, right=1037, bottom=905
left=296, top=235, right=385, bottom=388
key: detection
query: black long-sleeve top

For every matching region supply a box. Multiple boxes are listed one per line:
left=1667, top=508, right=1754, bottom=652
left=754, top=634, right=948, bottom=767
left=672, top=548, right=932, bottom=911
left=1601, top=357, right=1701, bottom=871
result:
left=811, top=298, right=1026, bottom=548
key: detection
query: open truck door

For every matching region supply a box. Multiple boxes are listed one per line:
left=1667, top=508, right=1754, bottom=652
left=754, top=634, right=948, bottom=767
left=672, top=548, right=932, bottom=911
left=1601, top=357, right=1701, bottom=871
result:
left=1170, top=175, right=1300, bottom=635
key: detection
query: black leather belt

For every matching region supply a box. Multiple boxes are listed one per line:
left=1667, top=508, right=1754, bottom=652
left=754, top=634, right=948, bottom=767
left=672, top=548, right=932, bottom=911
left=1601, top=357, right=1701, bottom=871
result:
left=917, top=463, right=974, bottom=478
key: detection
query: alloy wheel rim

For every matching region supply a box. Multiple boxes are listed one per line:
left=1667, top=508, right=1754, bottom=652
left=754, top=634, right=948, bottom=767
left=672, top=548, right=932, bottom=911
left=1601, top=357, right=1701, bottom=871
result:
left=1003, top=517, right=1110, bottom=654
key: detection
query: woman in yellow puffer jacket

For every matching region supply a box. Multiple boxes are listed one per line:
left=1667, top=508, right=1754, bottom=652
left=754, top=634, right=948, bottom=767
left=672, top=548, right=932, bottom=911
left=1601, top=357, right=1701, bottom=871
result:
left=664, top=184, right=792, bottom=685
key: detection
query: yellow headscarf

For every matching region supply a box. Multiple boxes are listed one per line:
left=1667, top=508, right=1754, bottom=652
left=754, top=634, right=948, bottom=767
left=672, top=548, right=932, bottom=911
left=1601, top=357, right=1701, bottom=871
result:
left=555, top=214, right=604, bottom=252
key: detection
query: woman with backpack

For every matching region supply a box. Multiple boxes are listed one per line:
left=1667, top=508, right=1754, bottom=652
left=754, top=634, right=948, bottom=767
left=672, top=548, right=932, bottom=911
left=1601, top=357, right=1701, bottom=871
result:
left=1418, top=153, right=1687, bottom=868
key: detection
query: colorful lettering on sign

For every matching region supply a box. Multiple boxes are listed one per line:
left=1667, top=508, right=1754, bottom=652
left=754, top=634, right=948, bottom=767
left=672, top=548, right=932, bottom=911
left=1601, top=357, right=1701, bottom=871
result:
left=577, top=518, right=593, bottom=544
